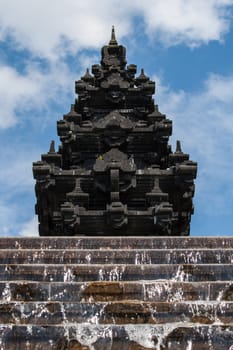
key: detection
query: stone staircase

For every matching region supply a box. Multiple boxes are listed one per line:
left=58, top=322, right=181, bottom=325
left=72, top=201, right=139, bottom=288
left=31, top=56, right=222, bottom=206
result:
left=1, top=236, right=233, bottom=349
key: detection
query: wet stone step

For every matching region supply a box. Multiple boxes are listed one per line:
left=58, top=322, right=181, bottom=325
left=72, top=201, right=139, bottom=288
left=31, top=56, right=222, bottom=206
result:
left=1, top=301, right=233, bottom=326
left=1, top=249, right=233, bottom=264
left=1, top=324, right=233, bottom=349
left=1, top=281, right=233, bottom=303
left=1, top=237, right=233, bottom=250
left=1, top=264, right=233, bottom=282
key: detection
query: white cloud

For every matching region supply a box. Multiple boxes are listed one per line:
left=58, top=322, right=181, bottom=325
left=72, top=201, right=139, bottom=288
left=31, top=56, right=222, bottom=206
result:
left=19, top=217, right=38, bottom=237
left=204, top=74, right=233, bottom=103
left=0, top=150, right=37, bottom=194
left=0, top=0, right=232, bottom=59
left=0, top=0, right=130, bottom=60
left=0, top=65, right=37, bottom=128
left=154, top=73, right=233, bottom=215
left=0, top=61, right=74, bottom=129
left=0, top=202, right=17, bottom=236
left=0, top=1, right=231, bottom=132
left=137, top=0, right=233, bottom=46
left=0, top=200, right=36, bottom=236
left=0, top=145, right=39, bottom=236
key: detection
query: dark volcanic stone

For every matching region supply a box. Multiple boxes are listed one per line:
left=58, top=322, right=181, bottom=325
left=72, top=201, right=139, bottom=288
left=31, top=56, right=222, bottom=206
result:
left=33, top=28, right=197, bottom=237
left=1, top=325, right=233, bottom=349
left=2, top=236, right=233, bottom=250
left=1, top=237, right=233, bottom=349
left=1, top=263, right=233, bottom=282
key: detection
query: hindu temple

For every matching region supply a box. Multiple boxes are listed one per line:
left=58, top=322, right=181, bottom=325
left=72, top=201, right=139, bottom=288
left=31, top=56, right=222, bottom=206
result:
left=1, top=28, right=233, bottom=350
left=33, top=26, right=197, bottom=237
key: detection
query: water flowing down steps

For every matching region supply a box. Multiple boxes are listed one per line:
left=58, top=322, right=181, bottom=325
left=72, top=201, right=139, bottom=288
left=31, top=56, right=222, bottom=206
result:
left=1, top=237, right=233, bottom=350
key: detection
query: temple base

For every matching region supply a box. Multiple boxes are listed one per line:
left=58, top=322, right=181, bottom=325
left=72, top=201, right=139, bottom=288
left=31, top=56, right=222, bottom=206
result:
left=1, top=236, right=233, bottom=349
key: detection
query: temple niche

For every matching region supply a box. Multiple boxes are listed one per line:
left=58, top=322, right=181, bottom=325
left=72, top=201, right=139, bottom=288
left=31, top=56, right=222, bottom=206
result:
left=33, top=27, right=197, bottom=236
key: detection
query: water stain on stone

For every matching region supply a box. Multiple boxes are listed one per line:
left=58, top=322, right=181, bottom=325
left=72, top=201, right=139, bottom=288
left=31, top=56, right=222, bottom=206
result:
left=51, top=337, right=67, bottom=350
left=129, top=342, right=157, bottom=350
left=101, top=302, right=152, bottom=324
left=222, top=284, right=233, bottom=301
left=0, top=304, right=15, bottom=323
left=12, top=283, right=47, bottom=301
left=67, top=339, right=90, bottom=350
left=50, top=337, right=90, bottom=350
left=191, top=315, right=214, bottom=324
left=5, top=264, right=18, bottom=272
left=82, top=281, right=124, bottom=301
left=46, top=302, right=57, bottom=314
left=161, top=327, right=202, bottom=350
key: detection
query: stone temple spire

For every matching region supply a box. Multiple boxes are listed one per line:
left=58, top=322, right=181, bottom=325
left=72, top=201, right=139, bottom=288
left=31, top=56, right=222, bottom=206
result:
left=101, top=26, right=127, bottom=68
left=33, top=28, right=197, bottom=236
left=109, top=25, right=118, bottom=46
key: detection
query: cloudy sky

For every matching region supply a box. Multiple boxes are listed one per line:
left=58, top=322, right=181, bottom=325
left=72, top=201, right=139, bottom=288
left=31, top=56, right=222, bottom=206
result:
left=0, top=0, right=233, bottom=236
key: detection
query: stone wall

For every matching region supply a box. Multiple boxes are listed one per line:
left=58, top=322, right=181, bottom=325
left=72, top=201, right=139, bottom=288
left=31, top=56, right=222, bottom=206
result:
left=1, top=237, right=233, bottom=349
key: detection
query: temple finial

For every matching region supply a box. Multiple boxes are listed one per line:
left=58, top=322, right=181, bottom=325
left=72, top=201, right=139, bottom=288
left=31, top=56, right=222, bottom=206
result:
left=137, top=68, right=149, bottom=83
left=49, top=140, right=55, bottom=153
left=175, top=140, right=183, bottom=153
left=82, top=68, right=93, bottom=82
left=109, top=25, right=118, bottom=46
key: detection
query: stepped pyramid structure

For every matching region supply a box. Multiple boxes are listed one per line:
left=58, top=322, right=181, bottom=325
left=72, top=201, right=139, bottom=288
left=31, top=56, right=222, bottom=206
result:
left=33, top=27, right=197, bottom=237
left=1, top=237, right=233, bottom=349
left=1, top=29, right=232, bottom=350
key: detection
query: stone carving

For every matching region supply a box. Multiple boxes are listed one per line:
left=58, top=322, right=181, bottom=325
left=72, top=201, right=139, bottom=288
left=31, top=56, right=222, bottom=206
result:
left=33, top=27, right=197, bottom=236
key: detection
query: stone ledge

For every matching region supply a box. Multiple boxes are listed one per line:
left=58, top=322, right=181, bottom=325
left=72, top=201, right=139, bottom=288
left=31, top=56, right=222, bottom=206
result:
left=1, top=236, right=233, bottom=349
left=1, top=301, right=233, bottom=325
left=1, top=248, right=233, bottom=264
left=1, top=324, right=233, bottom=350
left=1, top=236, right=233, bottom=249
left=1, top=281, right=233, bottom=302
left=1, top=263, right=233, bottom=282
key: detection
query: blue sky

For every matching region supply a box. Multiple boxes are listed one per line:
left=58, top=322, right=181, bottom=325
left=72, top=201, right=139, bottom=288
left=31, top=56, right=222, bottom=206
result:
left=0, top=0, right=233, bottom=236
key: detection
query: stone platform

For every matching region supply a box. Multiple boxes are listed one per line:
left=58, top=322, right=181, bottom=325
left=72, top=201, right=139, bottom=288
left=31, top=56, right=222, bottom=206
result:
left=1, top=236, right=233, bottom=349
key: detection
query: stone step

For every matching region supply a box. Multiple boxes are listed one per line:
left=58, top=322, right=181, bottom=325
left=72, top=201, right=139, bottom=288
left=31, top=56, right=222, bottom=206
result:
left=1, top=281, right=233, bottom=302
left=1, top=237, right=233, bottom=349
left=1, top=301, right=233, bottom=326
left=1, top=324, right=233, bottom=349
left=1, top=264, right=233, bottom=282
left=1, top=249, right=233, bottom=264
left=1, top=236, right=233, bottom=250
